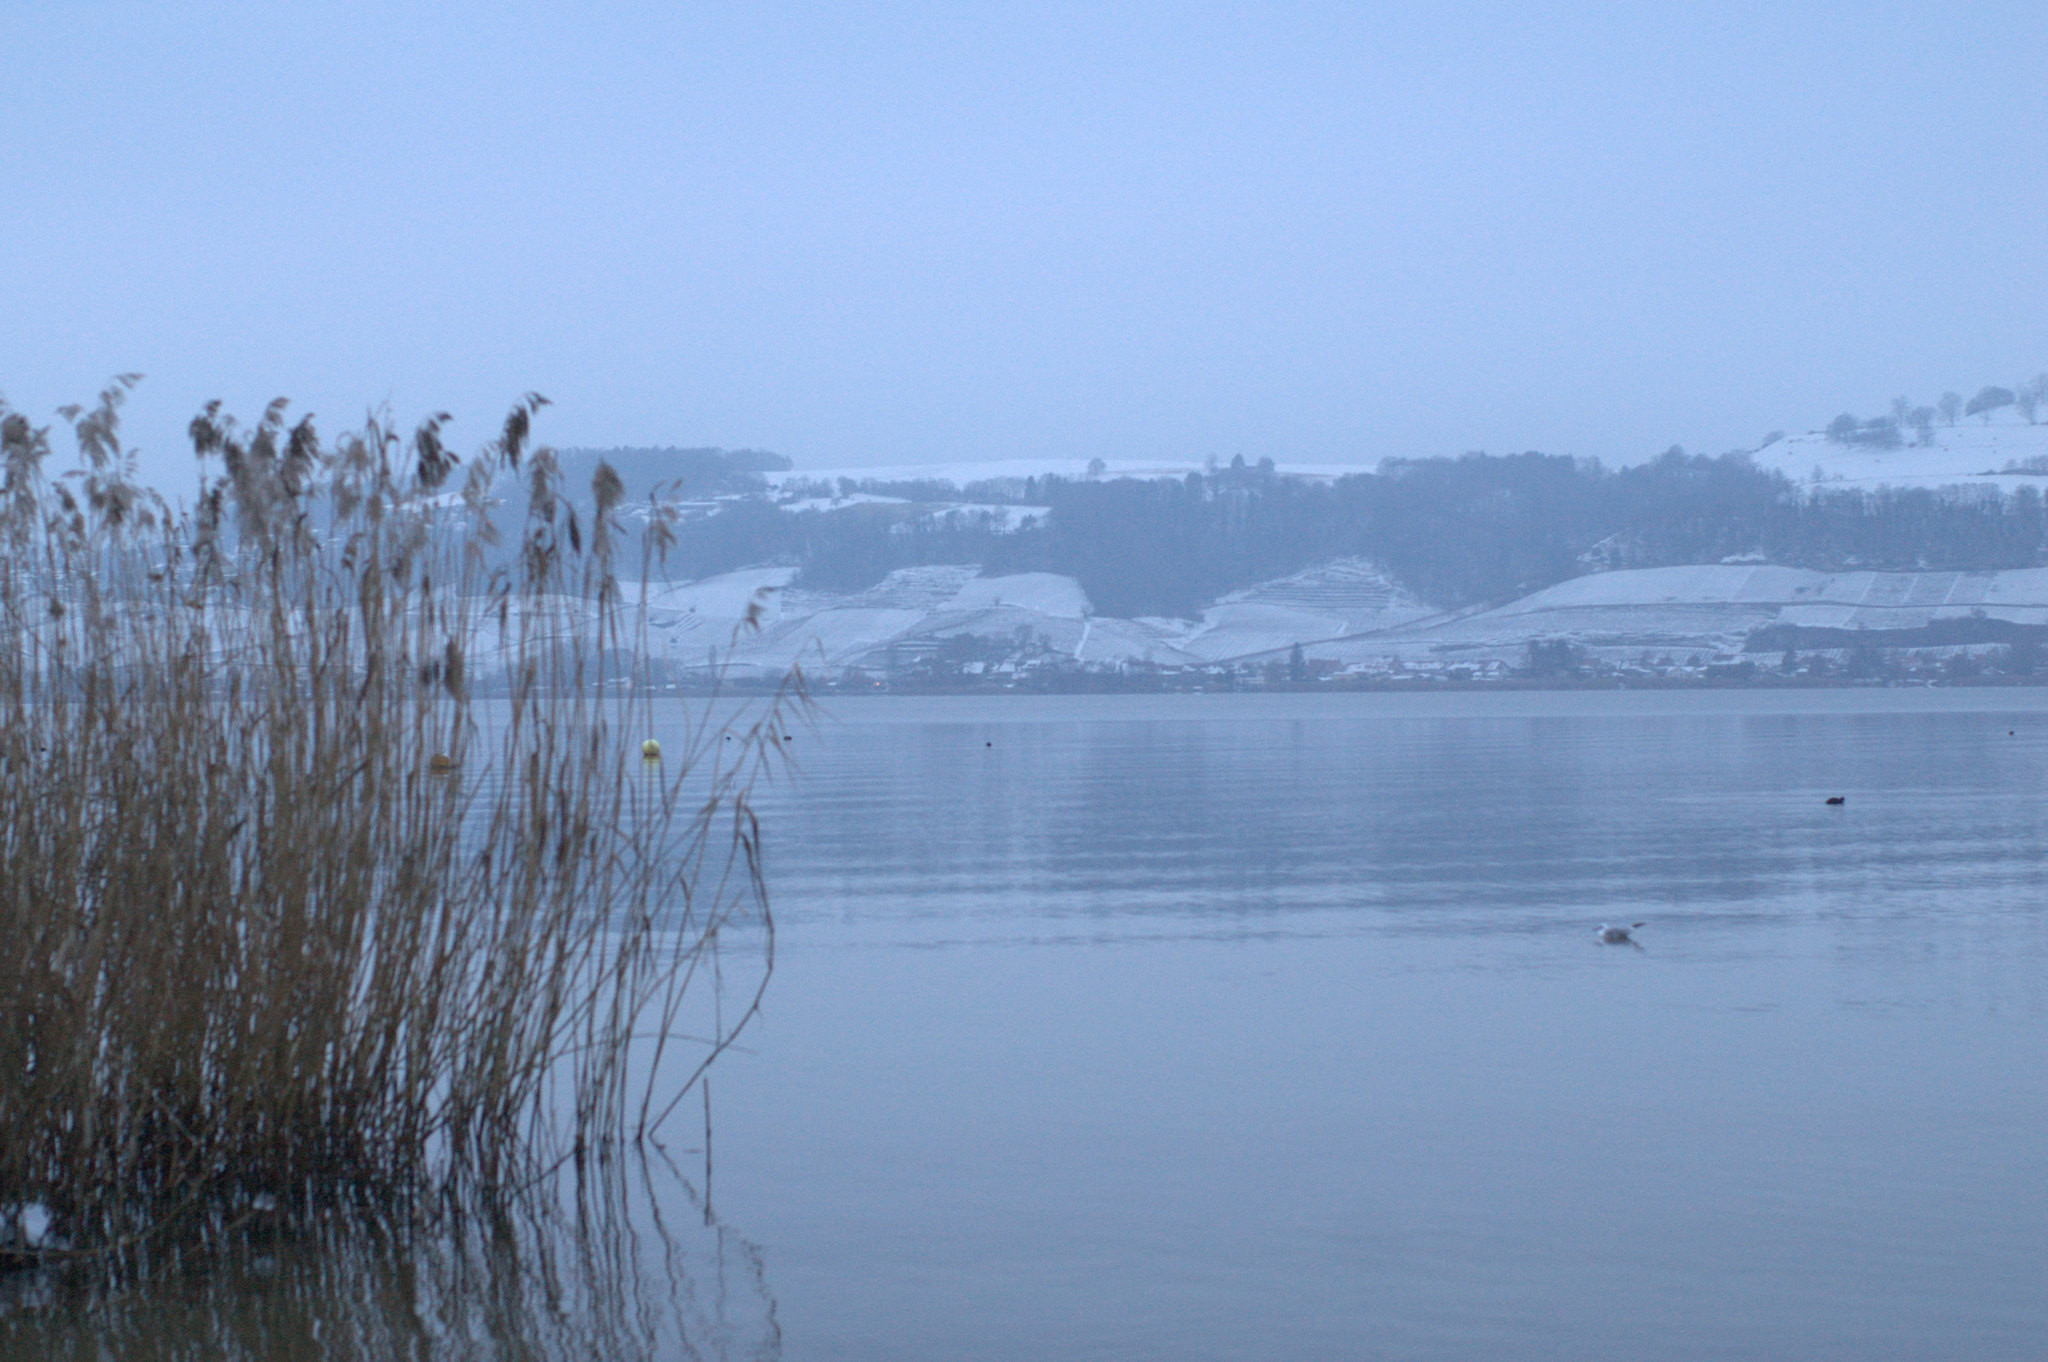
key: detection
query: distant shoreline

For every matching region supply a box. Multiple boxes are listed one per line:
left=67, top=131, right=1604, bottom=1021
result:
left=686, top=673, right=2048, bottom=697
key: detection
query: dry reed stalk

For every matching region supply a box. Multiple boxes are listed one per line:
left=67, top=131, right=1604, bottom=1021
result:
left=0, top=380, right=794, bottom=1257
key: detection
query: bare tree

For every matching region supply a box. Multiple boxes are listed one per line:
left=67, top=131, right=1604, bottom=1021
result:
left=2018, top=374, right=2048, bottom=425
left=1939, top=391, right=1963, bottom=426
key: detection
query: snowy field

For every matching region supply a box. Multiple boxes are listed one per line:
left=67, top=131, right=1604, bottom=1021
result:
left=621, top=555, right=2048, bottom=679
left=1747, top=412, right=2048, bottom=495
left=763, top=457, right=1372, bottom=488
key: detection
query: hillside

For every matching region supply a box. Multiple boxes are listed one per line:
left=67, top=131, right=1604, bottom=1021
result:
left=548, top=404, right=2048, bottom=684
left=1750, top=414, right=2048, bottom=494
left=618, top=556, right=2048, bottom=686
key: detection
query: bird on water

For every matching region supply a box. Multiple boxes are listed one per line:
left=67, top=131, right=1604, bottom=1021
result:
left=1597, top=922, right=1645, bottom=946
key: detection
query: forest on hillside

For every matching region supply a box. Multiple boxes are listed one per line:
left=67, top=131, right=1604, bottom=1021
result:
left=565, top=447, right=2048, bottom=618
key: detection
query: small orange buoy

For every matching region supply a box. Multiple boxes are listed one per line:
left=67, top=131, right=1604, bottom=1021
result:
left=428, top=753, right=455, bottom=774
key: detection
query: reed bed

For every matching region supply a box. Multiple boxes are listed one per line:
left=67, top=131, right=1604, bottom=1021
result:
left=0, top=380, right=794, bottom=1257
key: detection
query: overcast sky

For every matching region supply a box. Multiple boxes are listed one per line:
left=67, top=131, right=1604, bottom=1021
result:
left=5, top=1, right=2045, bottom=488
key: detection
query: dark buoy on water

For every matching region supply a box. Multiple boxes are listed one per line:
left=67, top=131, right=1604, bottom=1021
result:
left=1825, top=795, right=1845, bottom=805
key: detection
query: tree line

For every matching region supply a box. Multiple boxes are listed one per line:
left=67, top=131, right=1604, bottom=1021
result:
left=566, top=446, right=2048, bottom=618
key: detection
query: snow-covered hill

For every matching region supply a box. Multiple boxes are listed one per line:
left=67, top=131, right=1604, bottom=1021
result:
left=628, top=555, right=2048, bottom=682
left=632, top=558, right=1428, bottom=677
left=1748, top=412, right=2048, bottom=495
left=612, top=410, right=2048, bottom=682
left=1297, top=564, right=2048, bottom=670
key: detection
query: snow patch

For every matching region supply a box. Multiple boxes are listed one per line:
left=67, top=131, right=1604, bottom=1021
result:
left=641, top=567, right=797, bottom=621
left=943, top=573, right=1091, bottom=618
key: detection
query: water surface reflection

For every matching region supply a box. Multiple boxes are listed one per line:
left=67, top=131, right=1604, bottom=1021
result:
left=1, top=1157, right=778, bottom=1361
left=720, top=692, right=2048, bottom=1360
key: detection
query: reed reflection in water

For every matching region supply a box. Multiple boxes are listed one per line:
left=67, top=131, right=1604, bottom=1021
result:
left=0, top=1154, right=778, bottom=1361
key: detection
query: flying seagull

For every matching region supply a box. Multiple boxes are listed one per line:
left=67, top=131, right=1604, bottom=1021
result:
left=1597, top=922, right=1645, bottom=946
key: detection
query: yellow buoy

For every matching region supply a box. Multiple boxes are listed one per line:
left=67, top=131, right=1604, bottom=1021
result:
left=428, top=753, right=455, bottom=774
left=641, top=738, right=661, bottom=759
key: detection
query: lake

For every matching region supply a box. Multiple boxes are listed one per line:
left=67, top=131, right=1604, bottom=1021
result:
left=11, top=690, right=2048, bottom=1360
left=717, top=691, right=2048, bottom=1361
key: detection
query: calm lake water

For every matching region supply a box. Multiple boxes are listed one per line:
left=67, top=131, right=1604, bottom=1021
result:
left=717, top=691, right=2048, bottom=1361
left=11, top=690, right=2048, bottom=1359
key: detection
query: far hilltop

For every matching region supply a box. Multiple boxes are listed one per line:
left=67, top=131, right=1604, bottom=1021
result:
left=526, top=377, right=2048, bottom=689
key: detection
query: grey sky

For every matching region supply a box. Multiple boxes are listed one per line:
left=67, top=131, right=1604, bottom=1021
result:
left=5, top=1, right=2045, bottom=489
